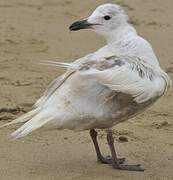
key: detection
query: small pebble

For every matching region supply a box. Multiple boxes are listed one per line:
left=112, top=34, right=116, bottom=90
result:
left=154, top=121, right=169, bottom=129
left=118, top=136, right=128, bottom=142
left=160, top=121, right=168, bottom=126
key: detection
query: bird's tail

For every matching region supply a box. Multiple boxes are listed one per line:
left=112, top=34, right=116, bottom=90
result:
left=1, top=107, right=55, bottom=139
left=0, top=108, right=41, bottom=128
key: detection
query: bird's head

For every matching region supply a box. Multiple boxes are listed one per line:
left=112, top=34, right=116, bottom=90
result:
left=69, top=3, right=128, bottom=36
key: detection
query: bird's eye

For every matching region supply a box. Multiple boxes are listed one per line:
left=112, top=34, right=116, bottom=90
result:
left=104, top=15, right=111, bottom=20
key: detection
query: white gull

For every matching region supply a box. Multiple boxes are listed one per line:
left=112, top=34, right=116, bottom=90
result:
left=1, top=3, right=171, bottom=171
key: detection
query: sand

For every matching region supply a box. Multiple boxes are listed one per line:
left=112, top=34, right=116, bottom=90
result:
left=0, top=0, right=173, bottom=180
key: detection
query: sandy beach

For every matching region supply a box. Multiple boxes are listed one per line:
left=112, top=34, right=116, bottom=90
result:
left=0, top=0, right=173, bottom=179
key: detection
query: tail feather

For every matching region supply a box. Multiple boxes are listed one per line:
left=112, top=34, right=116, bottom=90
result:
left=11, top=109, right=55, bottom=139
left=0, top=108, right=41, bottom=128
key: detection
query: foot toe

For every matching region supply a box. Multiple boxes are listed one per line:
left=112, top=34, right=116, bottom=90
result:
left=113, top=164, right=145, bottom=171
left=98, top=156, right=125, bottom=164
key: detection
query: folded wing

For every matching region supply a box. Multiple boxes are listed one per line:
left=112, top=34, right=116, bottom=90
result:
left=78, top=56, right=170, bottom=103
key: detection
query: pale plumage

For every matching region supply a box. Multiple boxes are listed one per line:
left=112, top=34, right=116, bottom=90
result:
left=2, top=3, right=171, bottom=137
left=4, top=51, right=171, bottom=138
left=1, top=3, right=171, bottom=171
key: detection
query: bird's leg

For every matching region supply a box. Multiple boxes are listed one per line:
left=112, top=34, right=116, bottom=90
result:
left=90, top=129, right=112, bottom=164
left=89, top=129, right=125, bottom=164
left=106, top=128, right=145, bottom=171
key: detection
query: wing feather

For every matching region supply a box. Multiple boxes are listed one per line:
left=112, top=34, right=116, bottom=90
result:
left=79, top=56, right=168, bottom=103
left=34, top=70, right=75, bottom=107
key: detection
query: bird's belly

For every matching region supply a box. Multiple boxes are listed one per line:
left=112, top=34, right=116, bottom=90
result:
left=64, top=97, right=154, bottom=131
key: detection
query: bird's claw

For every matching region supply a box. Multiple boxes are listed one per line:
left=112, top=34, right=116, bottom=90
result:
left=98, top=155, right=125, bottom=164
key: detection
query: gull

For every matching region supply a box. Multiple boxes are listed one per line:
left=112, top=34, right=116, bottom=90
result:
left=1, top=3, right=171, bottom=171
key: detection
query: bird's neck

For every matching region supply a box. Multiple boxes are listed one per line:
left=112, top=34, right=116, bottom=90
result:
left=106, top=23, right=137, bottom=44
left=106, top=23, right=139, bottom=56
left=105, top=23, right=159, bottom=66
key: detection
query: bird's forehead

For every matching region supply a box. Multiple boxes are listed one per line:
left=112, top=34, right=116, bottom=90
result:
left=92, top=4, right=122, bottom=16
